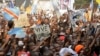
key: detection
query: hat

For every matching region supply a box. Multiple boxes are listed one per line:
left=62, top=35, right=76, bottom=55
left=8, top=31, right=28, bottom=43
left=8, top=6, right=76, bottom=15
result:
left=59, top=36, right=65, bottom=41
left=75, top=45, right=84, bottom=53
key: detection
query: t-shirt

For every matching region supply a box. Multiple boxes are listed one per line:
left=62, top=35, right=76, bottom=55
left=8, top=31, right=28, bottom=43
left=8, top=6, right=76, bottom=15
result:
left=17, top=51, right=30, bottom=56
left=59, top=48, right=78, bottom=56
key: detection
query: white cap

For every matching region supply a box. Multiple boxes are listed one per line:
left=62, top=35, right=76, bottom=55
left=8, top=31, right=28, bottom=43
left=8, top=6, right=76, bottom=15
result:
left=18, top=41, right=24, bottom=46
left=81, top=28, right=85, bottom=31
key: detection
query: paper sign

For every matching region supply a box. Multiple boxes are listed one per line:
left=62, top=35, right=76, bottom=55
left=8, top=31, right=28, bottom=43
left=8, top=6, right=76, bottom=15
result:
left=14, top=13, right=30, bottom=27
left=33, top=25, right=50, bottom=40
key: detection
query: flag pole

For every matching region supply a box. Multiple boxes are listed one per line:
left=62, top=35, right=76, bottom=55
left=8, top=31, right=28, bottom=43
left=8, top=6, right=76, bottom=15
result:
left=91, top=0, right=94, bottom=22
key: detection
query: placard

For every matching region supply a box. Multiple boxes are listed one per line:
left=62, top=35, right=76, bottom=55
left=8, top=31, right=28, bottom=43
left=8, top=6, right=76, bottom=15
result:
left=33, top=25, right=50, bottom=40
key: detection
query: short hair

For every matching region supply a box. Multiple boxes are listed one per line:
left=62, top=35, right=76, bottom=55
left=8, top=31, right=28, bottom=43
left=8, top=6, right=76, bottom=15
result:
left=8, top=20, right=14, bottom=29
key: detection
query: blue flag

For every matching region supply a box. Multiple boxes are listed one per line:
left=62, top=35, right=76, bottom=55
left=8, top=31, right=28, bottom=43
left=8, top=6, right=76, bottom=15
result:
left=8, top=28, right=26, bottom=38
left=2, top=7, right=20, bottom=21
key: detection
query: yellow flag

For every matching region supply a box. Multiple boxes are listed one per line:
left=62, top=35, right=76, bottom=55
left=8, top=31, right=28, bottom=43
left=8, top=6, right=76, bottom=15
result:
left=20, top=7, right=25, bottom=11
left=96, top=0, right=100, bottom=4
left=26, top=5, right=31, bottom=14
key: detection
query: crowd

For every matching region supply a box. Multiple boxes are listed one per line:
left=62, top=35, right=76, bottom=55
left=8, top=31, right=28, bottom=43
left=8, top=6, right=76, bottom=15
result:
left=0, top=8, right=100, bottom=56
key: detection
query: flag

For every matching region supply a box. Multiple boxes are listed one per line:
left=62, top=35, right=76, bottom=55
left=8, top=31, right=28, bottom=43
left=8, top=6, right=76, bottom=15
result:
left=89, top=0, right=94, bottom=9
left=26, top=5, right=31, bottom=14
left=68, top=0, right=75, bottom=10
left=8, top=0, right=15, bottom=8
left=25, top=0, right=32, bottom=14
left=8, top=28, right=22, bottom=35
left=20, top=0, right=26, bottom=11
left=51, top=0, right=60, bottom=18
left=2, top=7, right=20, bottom=21
left=96, top=0, right=100, bottom=4
left=60, top=0, right=69, bottom=9
left=8, top=28, right=26, bottom=38
left=31, top=0, right=39, bottom=14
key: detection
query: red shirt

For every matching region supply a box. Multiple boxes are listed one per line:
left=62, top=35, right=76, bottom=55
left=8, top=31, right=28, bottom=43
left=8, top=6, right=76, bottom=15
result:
left=17, top=51, right=30, bottom=56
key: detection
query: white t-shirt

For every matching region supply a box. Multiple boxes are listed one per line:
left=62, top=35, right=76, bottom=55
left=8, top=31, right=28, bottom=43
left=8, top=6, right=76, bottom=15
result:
left=59, top=47, right=78, bottom=56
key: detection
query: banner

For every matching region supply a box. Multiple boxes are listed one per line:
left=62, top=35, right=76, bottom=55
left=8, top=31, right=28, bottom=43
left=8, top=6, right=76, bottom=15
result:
left=33, top=25, right=50, bottom=40
left=14, top=13, right=30, bottom=27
